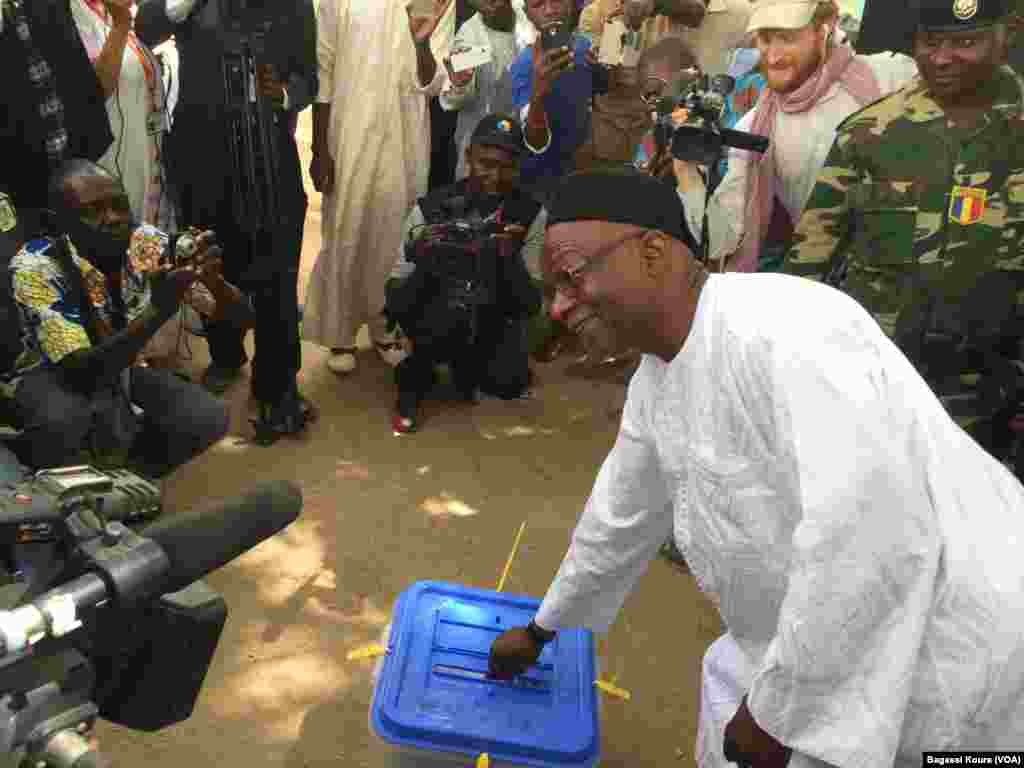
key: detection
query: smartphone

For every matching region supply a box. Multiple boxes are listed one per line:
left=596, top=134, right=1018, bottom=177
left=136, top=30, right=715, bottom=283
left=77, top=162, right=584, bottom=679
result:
left=450, top=43, right=492, bottom=73
left=541, top=20, right=573, bottom=51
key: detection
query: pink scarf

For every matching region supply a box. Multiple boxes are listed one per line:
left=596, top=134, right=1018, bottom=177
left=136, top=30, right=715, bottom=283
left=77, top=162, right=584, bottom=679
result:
left=730, top=43, right=882, bottom=272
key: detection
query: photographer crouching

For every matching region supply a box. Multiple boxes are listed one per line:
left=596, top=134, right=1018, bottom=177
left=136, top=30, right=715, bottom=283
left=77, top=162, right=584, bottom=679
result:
left=385, top=114, right=545, bottom=433
left=135, top=0, right=316, bottom=442
left=1, top=162, right=229, bottom=477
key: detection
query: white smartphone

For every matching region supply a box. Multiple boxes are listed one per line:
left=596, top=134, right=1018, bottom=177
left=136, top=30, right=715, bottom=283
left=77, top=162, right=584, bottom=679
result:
left=450, top=44, right=492, bottom=73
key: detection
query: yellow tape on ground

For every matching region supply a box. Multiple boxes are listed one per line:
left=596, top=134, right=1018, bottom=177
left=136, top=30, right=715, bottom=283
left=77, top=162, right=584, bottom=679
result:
left=496, top=521, right=527, bottom=592
left=346, top=643, right=386, bottom=661
left=594, top=679, right=631, bottom=701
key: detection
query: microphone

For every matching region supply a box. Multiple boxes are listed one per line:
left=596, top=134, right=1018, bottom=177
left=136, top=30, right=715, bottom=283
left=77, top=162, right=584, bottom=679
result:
left=141, top=480, right=302, bottom=594
left=0, top=481, right=302, bottom=655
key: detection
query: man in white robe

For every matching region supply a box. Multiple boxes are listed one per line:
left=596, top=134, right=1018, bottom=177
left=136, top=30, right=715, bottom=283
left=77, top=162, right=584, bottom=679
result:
left=487, top=171, right=1024, bottom=768
left=304, top=0, right=455, bottom=374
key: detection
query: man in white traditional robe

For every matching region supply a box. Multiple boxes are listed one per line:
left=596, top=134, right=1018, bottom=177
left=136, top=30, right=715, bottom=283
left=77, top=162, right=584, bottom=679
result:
left=487, top=170, right=1024, bottom=768
left=304, top=0, right=455, bottom=375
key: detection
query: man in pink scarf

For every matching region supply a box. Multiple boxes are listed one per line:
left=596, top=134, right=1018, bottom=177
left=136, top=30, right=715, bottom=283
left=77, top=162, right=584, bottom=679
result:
left=673, top=0, right=918, bottom=272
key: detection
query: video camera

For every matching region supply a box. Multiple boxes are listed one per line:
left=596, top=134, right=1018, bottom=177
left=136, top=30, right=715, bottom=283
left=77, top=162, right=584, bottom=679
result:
left=651, top=67, right=769, bottom=165
left=0, top=470, right=302, bottom=767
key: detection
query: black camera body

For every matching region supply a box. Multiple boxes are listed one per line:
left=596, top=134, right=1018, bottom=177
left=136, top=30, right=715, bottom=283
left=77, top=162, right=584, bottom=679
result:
left=0, top=466, right=227, bottom=767
left=653, top=68, right=770, bottom=164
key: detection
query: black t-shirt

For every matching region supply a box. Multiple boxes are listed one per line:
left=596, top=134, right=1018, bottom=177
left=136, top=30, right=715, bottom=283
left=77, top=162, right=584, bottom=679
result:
left=0, top=0, right=114, bottom=213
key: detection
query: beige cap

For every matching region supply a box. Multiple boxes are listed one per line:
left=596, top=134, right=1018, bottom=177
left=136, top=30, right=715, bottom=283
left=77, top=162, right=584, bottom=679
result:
left=746, top=0, right=820, bottom=32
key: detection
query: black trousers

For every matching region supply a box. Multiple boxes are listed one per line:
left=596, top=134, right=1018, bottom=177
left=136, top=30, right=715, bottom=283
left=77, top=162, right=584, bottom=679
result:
left=7, top=366, right=229, bottom=477
left=396, top=313, right=531, bottom=409
left=169, top=108, right=306, bottom=404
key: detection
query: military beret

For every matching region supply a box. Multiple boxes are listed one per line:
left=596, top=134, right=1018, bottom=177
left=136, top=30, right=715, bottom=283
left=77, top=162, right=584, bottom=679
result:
left=916, top=0, right=1008, bottom=31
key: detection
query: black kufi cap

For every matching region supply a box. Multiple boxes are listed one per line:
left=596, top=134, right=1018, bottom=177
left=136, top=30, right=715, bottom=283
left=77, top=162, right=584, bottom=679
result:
left=547, top=170, right=700, bottom=255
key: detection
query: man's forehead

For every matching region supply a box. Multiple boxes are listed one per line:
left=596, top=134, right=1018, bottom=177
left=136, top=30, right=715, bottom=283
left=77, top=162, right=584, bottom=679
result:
left=544, top=220, right=644, bottom=259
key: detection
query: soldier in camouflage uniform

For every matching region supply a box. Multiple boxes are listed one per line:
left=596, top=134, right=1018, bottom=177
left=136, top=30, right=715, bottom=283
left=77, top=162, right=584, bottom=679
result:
left=785, top=0, right=1024, bottom=469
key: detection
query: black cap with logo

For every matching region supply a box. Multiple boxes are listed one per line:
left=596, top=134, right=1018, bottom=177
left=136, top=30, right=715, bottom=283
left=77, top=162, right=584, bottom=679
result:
left=470, top=113, right=525, bottom=156
left=917, top=0, right=1008, bottom=31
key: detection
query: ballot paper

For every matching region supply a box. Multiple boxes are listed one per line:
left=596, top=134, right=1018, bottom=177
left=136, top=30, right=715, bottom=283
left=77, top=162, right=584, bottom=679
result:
left=450, top=43, right=493, bottom=73
left=599, top=18, right=643, bottom=68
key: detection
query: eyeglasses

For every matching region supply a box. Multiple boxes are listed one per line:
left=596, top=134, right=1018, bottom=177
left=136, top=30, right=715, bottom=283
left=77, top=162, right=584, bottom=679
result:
left=551, top=230, right=647, bottom=298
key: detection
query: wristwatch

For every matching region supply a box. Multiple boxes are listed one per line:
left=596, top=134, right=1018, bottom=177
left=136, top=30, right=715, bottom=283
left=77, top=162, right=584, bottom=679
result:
left=526, top=619, right=557, bottom=646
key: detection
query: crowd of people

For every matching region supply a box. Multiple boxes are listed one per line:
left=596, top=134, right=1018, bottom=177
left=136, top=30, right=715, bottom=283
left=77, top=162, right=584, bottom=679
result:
left=2, top=0, right=1024, bottom=763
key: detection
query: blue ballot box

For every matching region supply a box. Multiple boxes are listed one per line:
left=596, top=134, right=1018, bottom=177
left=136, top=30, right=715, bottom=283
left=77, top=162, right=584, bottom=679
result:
left=370, top=580, right=601, bottom=767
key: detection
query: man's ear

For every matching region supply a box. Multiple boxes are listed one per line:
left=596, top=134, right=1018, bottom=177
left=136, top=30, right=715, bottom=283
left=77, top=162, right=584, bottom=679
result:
left=640, top=230, right=671, bottom=278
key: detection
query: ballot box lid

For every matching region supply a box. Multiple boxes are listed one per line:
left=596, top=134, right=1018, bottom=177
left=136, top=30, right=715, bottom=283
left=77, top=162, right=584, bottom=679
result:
left=371, top=580, right=600, bottom=767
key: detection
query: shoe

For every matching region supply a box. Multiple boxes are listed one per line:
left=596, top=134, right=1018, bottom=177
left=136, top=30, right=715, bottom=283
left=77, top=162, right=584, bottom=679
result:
left=375, top=340, right=408, bottom=367
left=251, top=391, right=316, bottom=446
left=392, top=392, right=419, bottom=433
left=391, top=412, right=417, bottom=434
left=201, top=363, right=243, bottom=394
left=328, top=347, right=357, bottom=374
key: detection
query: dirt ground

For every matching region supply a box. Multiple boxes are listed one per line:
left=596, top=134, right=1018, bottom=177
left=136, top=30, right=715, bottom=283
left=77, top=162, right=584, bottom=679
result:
left=94, top=110, right=724, bottom=767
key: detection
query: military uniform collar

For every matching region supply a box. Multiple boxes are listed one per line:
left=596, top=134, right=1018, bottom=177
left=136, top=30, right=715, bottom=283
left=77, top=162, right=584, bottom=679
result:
left=902, top=65, right=1024, bottom=124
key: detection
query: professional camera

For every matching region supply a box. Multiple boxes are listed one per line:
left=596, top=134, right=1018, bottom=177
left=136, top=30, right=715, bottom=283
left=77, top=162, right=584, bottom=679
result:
left=651, top=67, right=769, bottom=165
left=0, top=473, right=302, bottom=768
left=404, top=200, right=511, bottom=313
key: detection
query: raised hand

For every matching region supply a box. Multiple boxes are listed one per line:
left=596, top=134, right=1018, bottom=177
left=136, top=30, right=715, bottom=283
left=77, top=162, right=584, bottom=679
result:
left=105, top=0, right=134, bottom=29
left=407, top=0, right=454, bottom=47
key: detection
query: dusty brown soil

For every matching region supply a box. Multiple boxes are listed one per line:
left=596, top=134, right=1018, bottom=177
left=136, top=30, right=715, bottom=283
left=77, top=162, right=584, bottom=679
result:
left=93, top=109, right=723, bottom=768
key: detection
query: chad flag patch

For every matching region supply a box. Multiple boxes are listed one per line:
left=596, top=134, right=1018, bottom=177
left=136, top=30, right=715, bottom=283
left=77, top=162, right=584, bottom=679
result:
left=949, top=185, right=987, bottom=225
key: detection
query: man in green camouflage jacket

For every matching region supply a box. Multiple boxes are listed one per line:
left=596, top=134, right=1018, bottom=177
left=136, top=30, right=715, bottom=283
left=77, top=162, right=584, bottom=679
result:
left=785, top=0, right=1024, bottom=464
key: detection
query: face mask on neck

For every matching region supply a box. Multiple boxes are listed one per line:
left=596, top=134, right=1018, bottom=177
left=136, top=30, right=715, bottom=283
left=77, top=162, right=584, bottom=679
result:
left=60, top=214, right=136, bottom=276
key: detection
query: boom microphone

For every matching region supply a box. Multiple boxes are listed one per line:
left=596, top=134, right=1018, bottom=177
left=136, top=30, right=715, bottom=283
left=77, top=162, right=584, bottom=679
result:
left=0, top=481, right=302, bottom=655
left=141, top=480, right=302, bottom=594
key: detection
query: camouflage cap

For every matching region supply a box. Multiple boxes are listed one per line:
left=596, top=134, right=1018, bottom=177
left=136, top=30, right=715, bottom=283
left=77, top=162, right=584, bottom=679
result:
left=917, top=0, right=1008, bottom=31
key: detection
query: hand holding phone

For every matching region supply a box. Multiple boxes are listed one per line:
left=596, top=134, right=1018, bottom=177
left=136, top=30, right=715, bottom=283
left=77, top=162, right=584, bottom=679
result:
left=540, top=20, right=572, bottom=51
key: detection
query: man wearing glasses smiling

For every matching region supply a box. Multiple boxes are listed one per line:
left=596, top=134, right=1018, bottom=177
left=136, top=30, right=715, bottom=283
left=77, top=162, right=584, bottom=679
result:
left=490, top=168, right=1024, bottom=768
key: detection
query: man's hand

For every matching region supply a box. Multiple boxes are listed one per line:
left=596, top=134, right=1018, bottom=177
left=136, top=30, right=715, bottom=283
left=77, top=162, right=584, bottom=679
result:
left=407, top=0, right=453, bottom=47
left=310, top=149, right=335, bottom=196
left=150, top=265, right=199, bottom=314
left=488, top=627, right=543, bottom=679
left=532, top=41, right=574, bottom=99
left=723, top=696, right=792, bottom=768
left=105, top=0, right=133, bottom=30
left=443, top=57, right=474, bottom=88
left=256, top=63, right=286, bottom=105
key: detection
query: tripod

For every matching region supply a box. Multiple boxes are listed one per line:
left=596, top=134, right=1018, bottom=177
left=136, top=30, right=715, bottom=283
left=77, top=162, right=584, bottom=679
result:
left=220, top=2, right=280, bottom=241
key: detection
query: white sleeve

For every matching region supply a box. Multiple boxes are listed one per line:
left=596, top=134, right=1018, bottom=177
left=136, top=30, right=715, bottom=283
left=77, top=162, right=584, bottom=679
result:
left=521, top=206, right=547, bottom=280
left=316, top=0, right=338, bottom=103
left=863, top=52, right=920, bottom=97
left=166, top=0, right=199, bottom=24
left=703, top=134, right=750, bottom=263
left=745, top=330, right=942, bottom=768
left=390, top=205, right=425, bottom=281
left=534, top=365, right=671, bottom=632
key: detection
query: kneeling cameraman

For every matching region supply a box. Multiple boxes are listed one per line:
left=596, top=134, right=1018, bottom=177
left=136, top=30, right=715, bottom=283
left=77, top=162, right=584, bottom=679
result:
left=386, top=114, right=545, bottom=433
